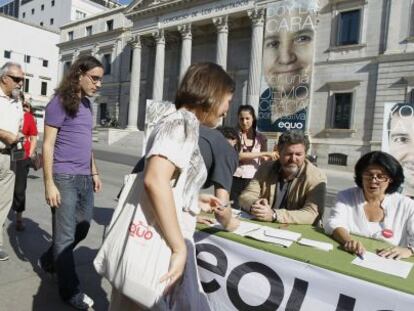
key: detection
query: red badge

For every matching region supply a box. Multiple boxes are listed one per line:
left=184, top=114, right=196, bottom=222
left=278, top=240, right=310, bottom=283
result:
left=382, top=229, right=393, bottom=239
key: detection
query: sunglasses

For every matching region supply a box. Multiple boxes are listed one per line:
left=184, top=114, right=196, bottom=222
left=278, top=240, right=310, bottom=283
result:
left=86, top=74, right=103, bottom=84
left=7, top=75, right=24, bottom=83
left=362, top=173, right=390, bottom=183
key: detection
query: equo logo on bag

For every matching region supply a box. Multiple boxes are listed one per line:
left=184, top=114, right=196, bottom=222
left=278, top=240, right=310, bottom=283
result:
left=128, top=221, right=154, bottom=240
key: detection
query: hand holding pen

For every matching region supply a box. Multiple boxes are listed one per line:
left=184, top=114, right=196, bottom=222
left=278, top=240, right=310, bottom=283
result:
left=344, top=239, right=365, bottom=260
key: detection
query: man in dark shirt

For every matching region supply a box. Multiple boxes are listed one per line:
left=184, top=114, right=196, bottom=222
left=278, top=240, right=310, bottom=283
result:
left=131, top=125, right=239, bottom=229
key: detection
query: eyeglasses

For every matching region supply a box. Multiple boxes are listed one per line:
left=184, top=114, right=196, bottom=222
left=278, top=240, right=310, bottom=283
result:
left=362, top=173, right=390, bottom=182
left=7, top=75, right=24, bottom=83
left=86, top=74, right=103, bottom=84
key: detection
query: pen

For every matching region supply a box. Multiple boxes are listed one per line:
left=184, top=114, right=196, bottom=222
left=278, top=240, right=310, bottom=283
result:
left=219, top=200, right=234, bottom=208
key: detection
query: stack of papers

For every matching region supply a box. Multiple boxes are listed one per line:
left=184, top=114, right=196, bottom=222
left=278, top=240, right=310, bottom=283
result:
left=297, top=238, right=333, bottom=251
left=352, top=251, right=414, bottom=278
left=244, top=228, right=301, bottom=248
left=210, top=220, right=261, bottom=235
left=232, top=221, right=262, bottom=236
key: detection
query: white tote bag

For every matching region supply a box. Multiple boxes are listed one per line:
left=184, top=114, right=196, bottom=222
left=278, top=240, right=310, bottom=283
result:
left=94, top=172, right=174, bottom=309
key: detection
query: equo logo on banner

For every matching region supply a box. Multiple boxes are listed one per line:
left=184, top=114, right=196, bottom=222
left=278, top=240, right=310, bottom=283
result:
left=195, top=234, right=411, bottom=311
left=128, top=221, right=154, bottom=240
left=278, top=121, right=304, bottom=130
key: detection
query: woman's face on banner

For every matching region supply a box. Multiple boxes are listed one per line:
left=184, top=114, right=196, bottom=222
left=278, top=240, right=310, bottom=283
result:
left=389, top=112, right=414, bottom=188
left=263, top=8, right=315, bottom=93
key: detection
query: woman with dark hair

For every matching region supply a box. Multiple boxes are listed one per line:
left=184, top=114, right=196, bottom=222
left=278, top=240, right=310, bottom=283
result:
left=231, top=104, right=277, bottom=209
left=324, top=151, right=414, bottom=259
left=109, top=62, right=236, bottom=310
left=12, top=96, right=38, bottom=231
left=40, top=55, right=103, bottom=309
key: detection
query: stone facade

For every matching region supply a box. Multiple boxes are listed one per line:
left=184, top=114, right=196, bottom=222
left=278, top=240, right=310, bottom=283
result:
left=57, top=0, right=414, bottom=170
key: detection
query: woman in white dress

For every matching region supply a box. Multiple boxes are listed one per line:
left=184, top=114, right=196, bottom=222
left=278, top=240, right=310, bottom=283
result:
left=324, top=151, right=414, bottom=259
left=109, top=62, right=236, bottom=310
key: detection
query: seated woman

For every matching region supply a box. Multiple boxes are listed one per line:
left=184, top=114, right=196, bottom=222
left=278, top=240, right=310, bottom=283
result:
left=324, top=151, right=414, bottom=259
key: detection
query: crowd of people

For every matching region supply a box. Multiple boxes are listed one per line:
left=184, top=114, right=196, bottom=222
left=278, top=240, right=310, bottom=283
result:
left=0, top=57, right=414, bottom=310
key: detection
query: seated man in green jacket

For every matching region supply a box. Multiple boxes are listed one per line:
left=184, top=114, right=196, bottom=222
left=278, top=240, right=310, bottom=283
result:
left=239, top=131, right=326, bottom=225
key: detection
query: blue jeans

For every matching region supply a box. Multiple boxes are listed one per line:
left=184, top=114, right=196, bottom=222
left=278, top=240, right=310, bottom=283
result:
left=48, top=174, right=94, bottom=301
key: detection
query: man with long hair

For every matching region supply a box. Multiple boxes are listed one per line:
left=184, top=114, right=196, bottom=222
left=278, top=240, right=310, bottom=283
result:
left=40, top=56, right=103, bottom=309
left=0, top=62, right=24, bottom=261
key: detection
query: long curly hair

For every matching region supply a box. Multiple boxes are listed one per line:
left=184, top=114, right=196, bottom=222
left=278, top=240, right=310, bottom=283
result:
left=55, top=56, right=103, bottom=117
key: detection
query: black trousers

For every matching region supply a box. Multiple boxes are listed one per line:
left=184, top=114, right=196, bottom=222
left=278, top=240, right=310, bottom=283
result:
left=11, top=158, right=31, bottom=213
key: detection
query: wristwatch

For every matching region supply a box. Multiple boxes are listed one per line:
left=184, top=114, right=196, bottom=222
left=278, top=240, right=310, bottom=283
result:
left=271, top=210, right=277, bottom=222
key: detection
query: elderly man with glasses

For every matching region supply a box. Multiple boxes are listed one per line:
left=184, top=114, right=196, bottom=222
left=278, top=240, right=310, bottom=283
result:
left=0, top=62, right=24, bottom=261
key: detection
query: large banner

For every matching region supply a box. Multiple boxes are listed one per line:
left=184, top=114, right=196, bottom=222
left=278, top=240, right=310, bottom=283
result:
left=382, top=102, right=414, bottom=197
left=195, top=232, right=414, bottom=311
left=257, top=0, right=318, bottom=132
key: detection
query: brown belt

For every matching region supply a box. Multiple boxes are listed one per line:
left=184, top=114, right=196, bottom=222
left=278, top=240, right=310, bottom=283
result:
left=0, top=149, right=10, bottom=155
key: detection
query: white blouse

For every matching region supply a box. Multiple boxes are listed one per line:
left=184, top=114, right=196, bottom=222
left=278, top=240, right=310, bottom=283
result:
left=324, top=187, right=414, bottom=247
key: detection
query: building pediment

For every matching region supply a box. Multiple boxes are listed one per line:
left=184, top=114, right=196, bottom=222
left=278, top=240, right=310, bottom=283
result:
left=125, top=0, right=188, bottom=16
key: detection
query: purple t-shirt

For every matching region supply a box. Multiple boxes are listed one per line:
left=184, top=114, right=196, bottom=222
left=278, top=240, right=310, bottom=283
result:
left=45, top=95, right=93, bottom=175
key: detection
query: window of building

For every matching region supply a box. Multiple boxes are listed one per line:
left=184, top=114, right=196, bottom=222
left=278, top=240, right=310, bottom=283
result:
left=41, top=82, right=47, bottom=96
left=4, top=50, right=11, bottom=59
left=337, top=9, right=361, bottom=46
left=31, top=8, right=35, bottom=14
left=24, top=79, right=30, bottom=93
left=51, top=0, right=55, bottom=6
left=68, top=31, right=74, bottom=41
left=24, top=55, right=31, bottom=63
left=41, top=4, right=44, bottom=11
left=50, top=18, right=54, bottom=25
left=106, top=20, right=114, bottom=31
left=43, top=59, right=48, bottom=67
left=63, top=61, right=71, bottom=74
left=22, top=12, right=26, bottom=18
left=75, top=10, right=86, bottom=20
left=40, top=21, right=43, bottom=26
left=86, top=26, right=92, bottom=36
left=332, top=93, right=352, bottom=129
left=102, top=54, right=111, bottom=75
left=328, top=153, right=347, bottom=166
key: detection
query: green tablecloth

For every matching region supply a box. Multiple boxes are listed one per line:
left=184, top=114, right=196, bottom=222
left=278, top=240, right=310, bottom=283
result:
left=197, top=220, right=414, bottom=296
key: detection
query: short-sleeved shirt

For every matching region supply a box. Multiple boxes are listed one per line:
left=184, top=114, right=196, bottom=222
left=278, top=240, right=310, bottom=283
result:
left=234, top=130, right=267, bottom=179
left=199, top=125, right=238, bottom=191
left=0, top=87, right=23, bottom=149
left=22, top=112, right=38, bottom=159
left=132, top=125, right=239, bottom=193
left=45, top=95, right=93, bottom=175
left=145, top=109, right=207, bottom=216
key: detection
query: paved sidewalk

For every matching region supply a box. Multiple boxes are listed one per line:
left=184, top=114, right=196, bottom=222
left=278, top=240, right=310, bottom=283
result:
left=0, top=130, right=355, bottom=310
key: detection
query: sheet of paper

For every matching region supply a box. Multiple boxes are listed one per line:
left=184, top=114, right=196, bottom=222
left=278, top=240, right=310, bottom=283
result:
left=232, top=221, right=262, bottom=236
left=245, top=228, right=293, bottom=247
left=263, top=228, right=301, bottom=241
left=210, top=220, right=262, bottom=236
left=352, top=251, right=413, bottom=278
left=298, top=238, right=333, bottom=251
left=238, top=210, right=254, bottom=220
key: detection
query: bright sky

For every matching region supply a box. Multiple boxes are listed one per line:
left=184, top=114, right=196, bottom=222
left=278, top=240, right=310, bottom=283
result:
left=0, top=0, right=133, bottom=6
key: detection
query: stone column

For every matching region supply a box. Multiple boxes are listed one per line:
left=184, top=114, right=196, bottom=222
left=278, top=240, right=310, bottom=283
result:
left=246, top=8, right=265, bottom=112
left=152, top=29, right=165, bottom=101
left=127, top=36, right=142, bottom=130
left=57, top=57, right=66, bottom=84
left=72, top=49, right=80, bottom=63
left=178, top=24, right=192, bottom=81
left=213, top=16, right=228, bottom=70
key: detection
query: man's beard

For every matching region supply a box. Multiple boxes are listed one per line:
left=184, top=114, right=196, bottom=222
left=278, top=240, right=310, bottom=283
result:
left=11, top=88, right=21, bottom=100
left=282, top=164, right=299, bottom=177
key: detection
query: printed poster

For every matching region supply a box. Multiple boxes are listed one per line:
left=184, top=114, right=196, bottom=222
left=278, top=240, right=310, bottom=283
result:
left=258, top=0, right=318, bottom=132
left=382, top=102, right=414, bottom=197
